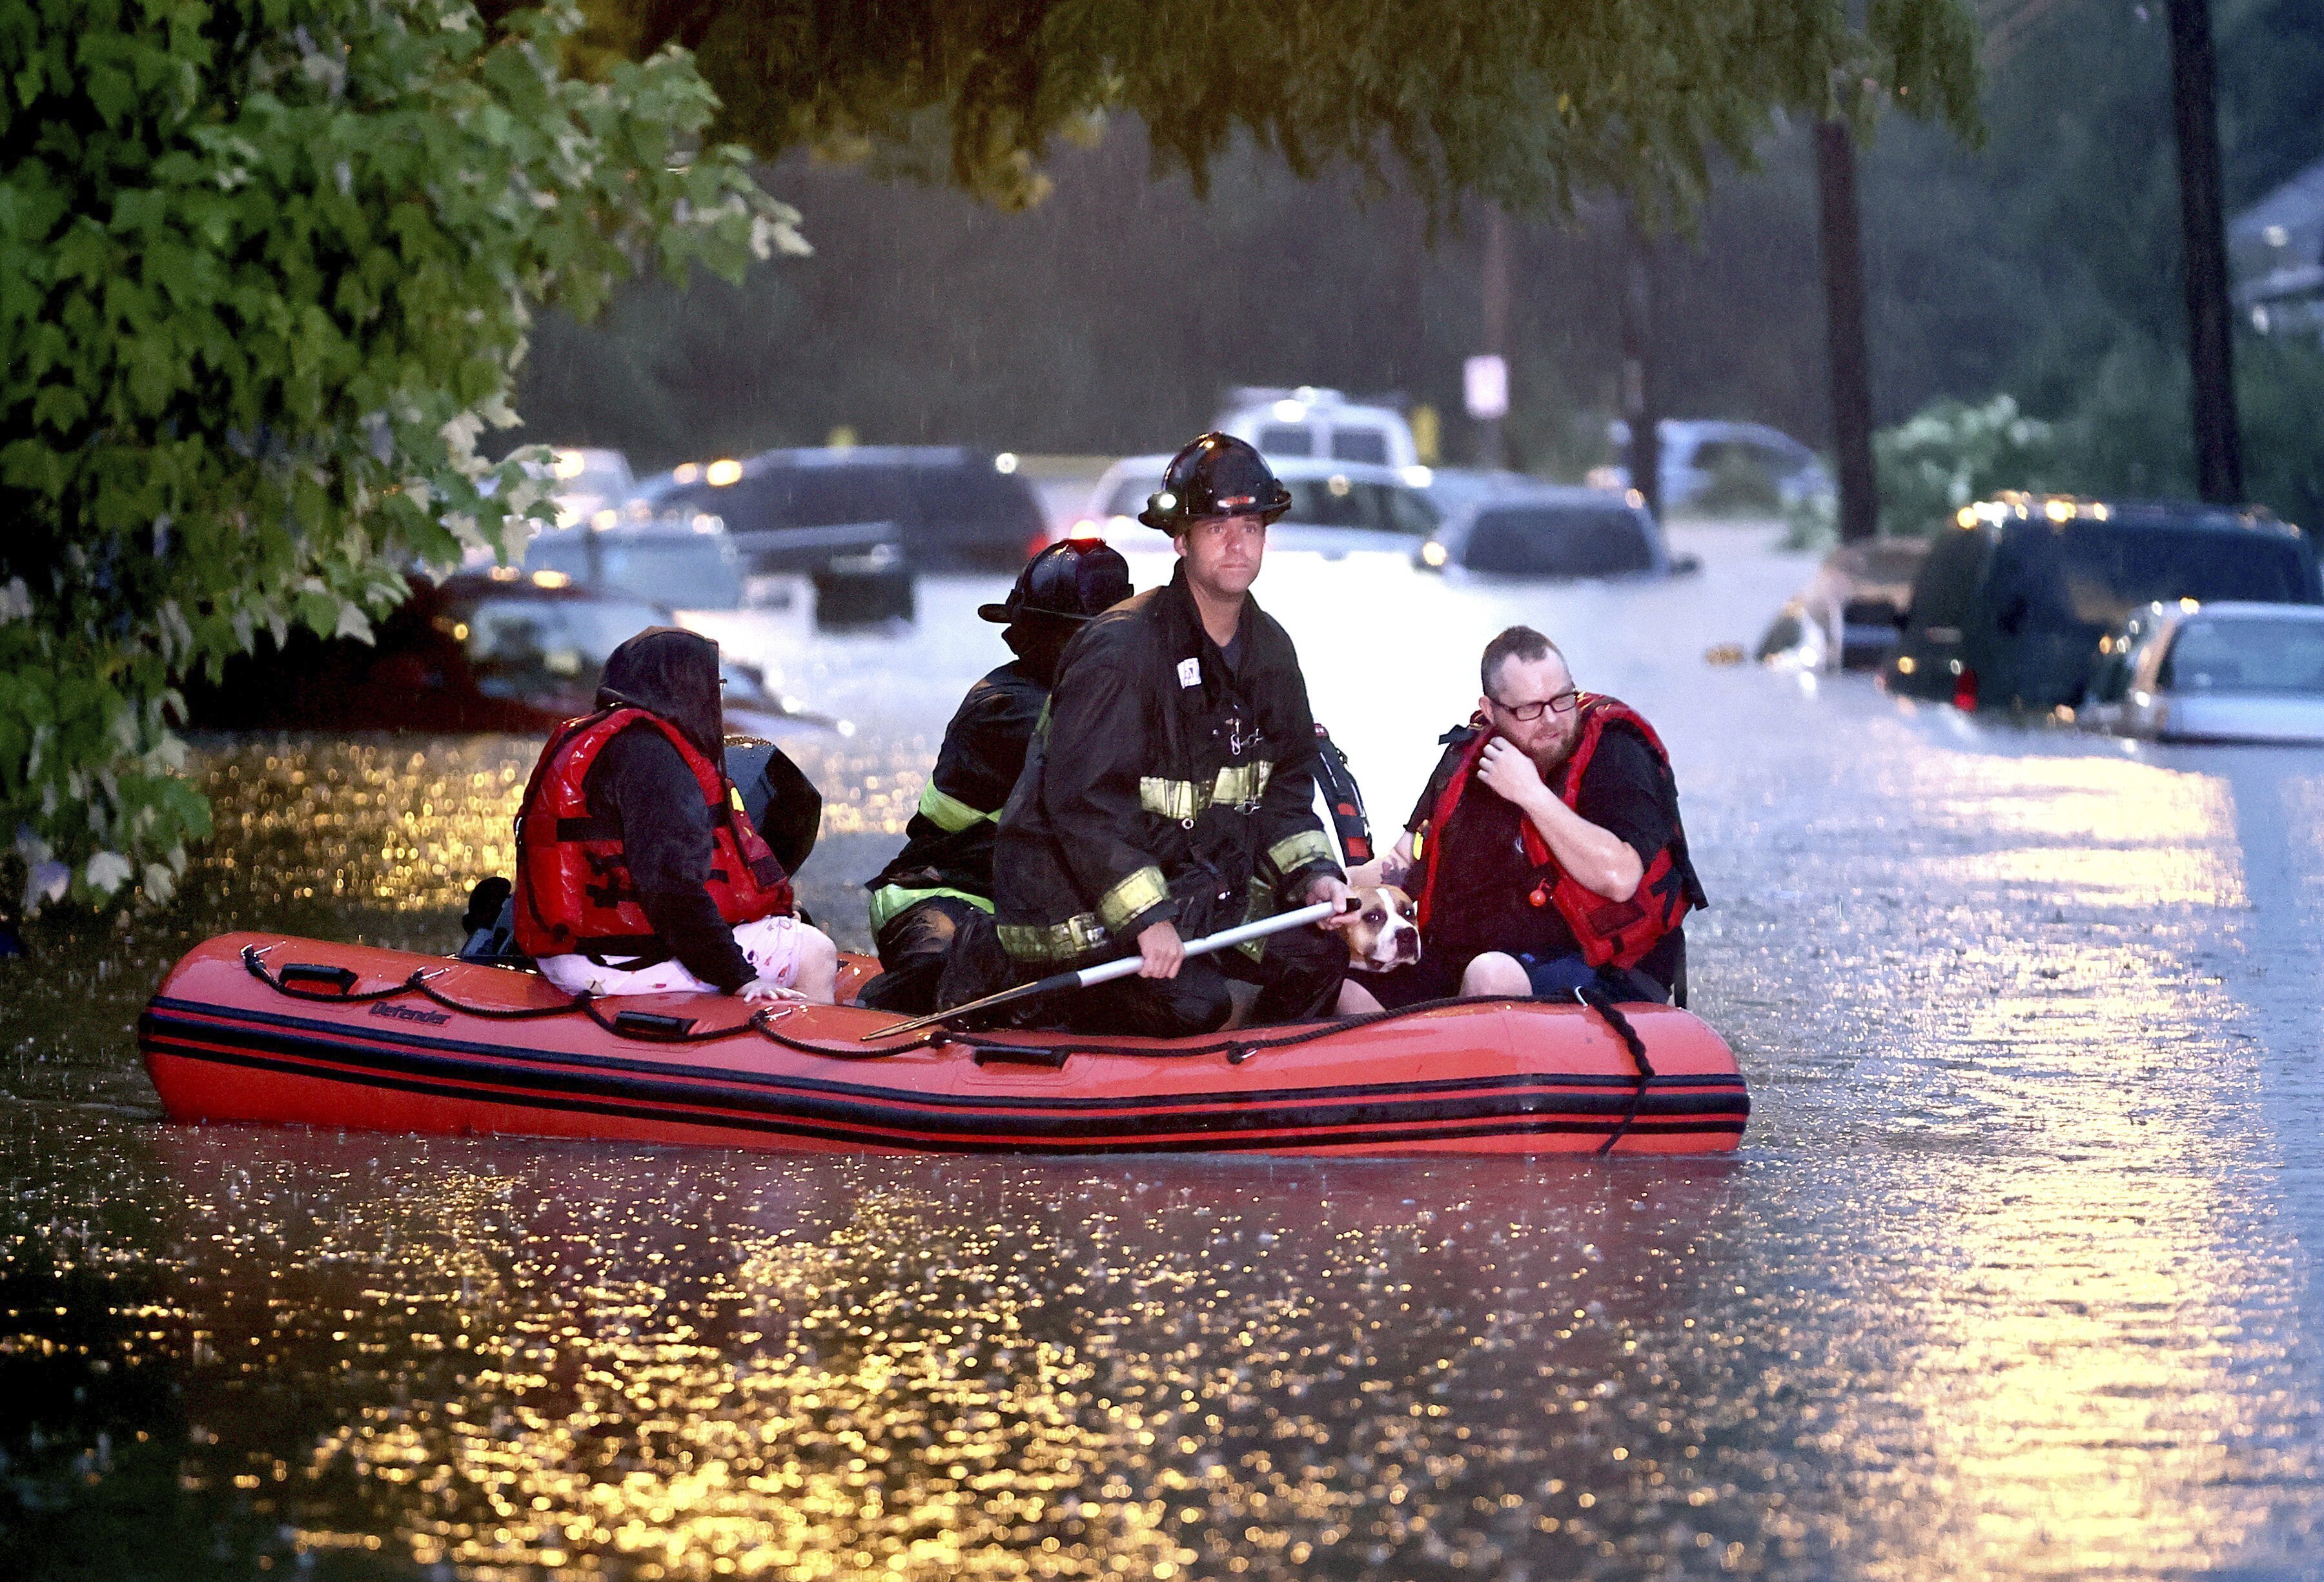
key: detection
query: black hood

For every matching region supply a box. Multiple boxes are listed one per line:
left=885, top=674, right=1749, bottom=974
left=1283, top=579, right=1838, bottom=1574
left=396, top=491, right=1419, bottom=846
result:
left=596, top=627, right=724, bottom=758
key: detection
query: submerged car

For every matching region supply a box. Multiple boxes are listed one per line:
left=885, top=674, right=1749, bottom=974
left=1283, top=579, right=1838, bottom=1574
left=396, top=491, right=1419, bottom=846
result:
left=1213, top=386, right=1422, bottom=469
left=1885, top=495, right=2321, bottom=712
left=2078, top=601, right=2324, bottom=744
left=1756, top=538, right=1932, bottom=671
left=640, top=445, right=1042, bottom=574
left=1593, top=420, right=1831, bottom=513
left=183, top=574, right=841, bottom=736
left=1418, top=485, right=1698, bottom=581
left=1067, top=453, right=1439, bottom=560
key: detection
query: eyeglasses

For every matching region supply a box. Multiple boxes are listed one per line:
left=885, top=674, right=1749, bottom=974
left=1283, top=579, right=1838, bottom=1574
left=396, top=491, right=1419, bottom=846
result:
left=1489, top=689, right=1580, bottom=722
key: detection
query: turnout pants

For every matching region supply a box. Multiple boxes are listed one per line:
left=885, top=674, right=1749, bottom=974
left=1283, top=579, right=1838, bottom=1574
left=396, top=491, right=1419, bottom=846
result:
left=939, top=886, right=1345, bottom=1037
left=1060, top=917, right=1343, bottom=1037
left=857, top=894, right=988, bottom=1016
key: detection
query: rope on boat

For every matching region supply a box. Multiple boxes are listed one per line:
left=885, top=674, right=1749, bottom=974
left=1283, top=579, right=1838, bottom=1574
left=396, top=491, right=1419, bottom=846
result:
left=237, top=945, right=1673, bottom=1126
left=1575, top=980, right=1655, bottom=1155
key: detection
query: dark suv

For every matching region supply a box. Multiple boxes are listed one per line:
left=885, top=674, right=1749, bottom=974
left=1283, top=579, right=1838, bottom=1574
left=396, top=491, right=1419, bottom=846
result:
left=1884, top=496, right=2319, bottom=711
left=648, top=447, right=1046, bottom=573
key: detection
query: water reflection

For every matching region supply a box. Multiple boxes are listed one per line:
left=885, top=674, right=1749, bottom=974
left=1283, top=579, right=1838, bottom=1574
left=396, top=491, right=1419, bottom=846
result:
left=13, top=530, right=2324, bottom=1576
left=76, top=1128, right=1753, bottom=1578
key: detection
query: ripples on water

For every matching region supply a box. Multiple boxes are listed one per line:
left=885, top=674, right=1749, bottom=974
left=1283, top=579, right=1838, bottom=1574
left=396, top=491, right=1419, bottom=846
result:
left=8, top=533, right=2324, bottom=1576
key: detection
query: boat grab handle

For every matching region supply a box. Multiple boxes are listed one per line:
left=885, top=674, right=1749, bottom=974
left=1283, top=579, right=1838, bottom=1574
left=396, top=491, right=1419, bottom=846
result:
left=971, top=1042, right=1072, bottom=1070
left=279, top=962, right=360, bottom=996
left=609, top=1009, right=698, bottom=1040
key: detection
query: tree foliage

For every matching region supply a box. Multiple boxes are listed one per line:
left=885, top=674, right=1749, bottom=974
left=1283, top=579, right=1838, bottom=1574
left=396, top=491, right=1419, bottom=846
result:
left=1, top=0, right=799, bottom=913
left=567, top=0, right=1984, bottom=216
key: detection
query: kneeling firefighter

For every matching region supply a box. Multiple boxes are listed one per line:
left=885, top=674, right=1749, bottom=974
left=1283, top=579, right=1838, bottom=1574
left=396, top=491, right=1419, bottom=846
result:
left=858, top=538, right=1134, bottom=1014
left=513, top=627, right=839, bottom=1003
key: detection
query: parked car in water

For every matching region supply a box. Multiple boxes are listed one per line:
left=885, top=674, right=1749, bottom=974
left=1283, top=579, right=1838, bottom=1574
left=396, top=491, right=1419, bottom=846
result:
left=539, top=446, right=635, bottom=529
left=1884, top=495, right=2321, bottom=713
left=522, top=519, right=748, bottom=610
left=1214, top=386, right=1421, bottom=469
left=183, top=574, right=842, bottom=736
left=1416, top=485, right=1698, bottom=581
left=1065, top=453, right=1439, bottom=560
left=1755, top=537, right=1932, bottom=671
left=638, top=446, right=1044, bottom=574
left=1593, top=420, right=1831, bottom=514
left=2077, top=601, right=2324, bottom=744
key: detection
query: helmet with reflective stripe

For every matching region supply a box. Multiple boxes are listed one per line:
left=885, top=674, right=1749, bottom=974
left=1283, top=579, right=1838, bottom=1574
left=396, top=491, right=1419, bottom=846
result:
left=1138, top=432, right=1292, bottom=532
left=977, top=536, right=1134, bottom=625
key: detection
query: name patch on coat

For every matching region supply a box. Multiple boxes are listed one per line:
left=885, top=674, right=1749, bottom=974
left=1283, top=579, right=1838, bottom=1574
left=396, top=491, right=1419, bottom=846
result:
left=1177, top=657, right=1201, bottom=689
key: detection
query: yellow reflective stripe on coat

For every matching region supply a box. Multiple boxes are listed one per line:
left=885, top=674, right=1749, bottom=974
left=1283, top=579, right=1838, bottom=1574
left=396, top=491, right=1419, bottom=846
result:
left=1096, top=864, right=1169, bottom=933
left=1139, top=761, right=1273, bottom=822
left=916, top=781, right=994, bottom=833
left=1212, top=760, right=1270, bottom=809
left=997, top=913, right=1112, bottom=962
left=1268, top=829, right=1333, bottom=875
left=867, top=882, right=995, bottom=936
left=1139, top=776, right=1201, bottom=822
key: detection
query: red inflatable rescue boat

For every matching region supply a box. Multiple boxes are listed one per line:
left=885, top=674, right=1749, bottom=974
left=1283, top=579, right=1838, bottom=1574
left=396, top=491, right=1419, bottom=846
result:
left=139, top=934, right=1749, bottom=1155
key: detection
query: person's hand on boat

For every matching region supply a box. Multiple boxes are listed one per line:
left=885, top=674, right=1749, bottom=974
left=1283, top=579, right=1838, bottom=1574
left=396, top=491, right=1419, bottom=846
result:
left=1136, top=919, right=1186, bottom=980
left=1306, top=874, right=1358, bottom=931
left=738, top=974, right=805, bottom=1002
left=1475, top=735, right=1549, bottom=813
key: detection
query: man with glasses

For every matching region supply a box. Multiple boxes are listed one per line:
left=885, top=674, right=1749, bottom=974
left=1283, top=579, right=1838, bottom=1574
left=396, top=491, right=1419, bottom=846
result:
left=1349, top=625, right=1706, bottom=1009
left=965, top=432, right=1354, bottom=1036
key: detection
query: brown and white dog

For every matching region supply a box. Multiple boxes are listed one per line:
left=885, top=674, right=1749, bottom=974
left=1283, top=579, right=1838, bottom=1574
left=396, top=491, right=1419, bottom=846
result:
left=1342, top=885, right=1420, bottom=973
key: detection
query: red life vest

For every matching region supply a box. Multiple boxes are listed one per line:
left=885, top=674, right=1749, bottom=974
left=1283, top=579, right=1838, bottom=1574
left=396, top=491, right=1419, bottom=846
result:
left=513, top=707, right=795, bottom=960
left=1411, top=695, right=1695, bottom=970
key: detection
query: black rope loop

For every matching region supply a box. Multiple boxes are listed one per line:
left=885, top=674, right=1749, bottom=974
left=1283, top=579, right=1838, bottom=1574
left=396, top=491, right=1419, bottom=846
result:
left=1576, top=977, right=1657, bottom=1156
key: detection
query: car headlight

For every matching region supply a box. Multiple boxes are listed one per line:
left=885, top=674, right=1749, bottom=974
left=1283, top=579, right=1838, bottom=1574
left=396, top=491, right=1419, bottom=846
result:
left=1420, top=541, right=1448, bottom=568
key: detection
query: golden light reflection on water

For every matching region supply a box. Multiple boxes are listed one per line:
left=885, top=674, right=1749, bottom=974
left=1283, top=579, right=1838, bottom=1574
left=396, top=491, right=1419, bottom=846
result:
left=1840, top=748, right=2298, bottom=1579
left=52, top=1141, right=1764, bottom=1581
left=301, top=1184, right=1184, bottom=1578
left=1918, top=754, right=2245, bottom=908
left=189, top=735, right=924, bottom=916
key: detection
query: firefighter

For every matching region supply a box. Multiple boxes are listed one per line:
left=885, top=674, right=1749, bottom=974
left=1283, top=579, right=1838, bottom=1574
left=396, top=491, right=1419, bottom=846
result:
left=512, top=627, right=838, bottom=1003
left=857, top=538, right=1134, bottom=1014
left=979, top=432, right=1353, bottom=1036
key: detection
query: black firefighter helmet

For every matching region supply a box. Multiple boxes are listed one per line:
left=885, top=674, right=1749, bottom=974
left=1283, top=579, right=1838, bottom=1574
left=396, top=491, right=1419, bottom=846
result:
left=977, top=536, right=1134, bottom=626
left=1137, top=432, right=1292, bottom=532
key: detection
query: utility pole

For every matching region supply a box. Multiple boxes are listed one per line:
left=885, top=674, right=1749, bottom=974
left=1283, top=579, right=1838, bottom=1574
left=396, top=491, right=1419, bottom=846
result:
left=1815, top=118, right=1878, bottom=543
left=2165, top=0, right=2243, bottom=503
left=1476, top=208, right=1511, bottom=469
left=1619, top=219, right=1661, bottom=523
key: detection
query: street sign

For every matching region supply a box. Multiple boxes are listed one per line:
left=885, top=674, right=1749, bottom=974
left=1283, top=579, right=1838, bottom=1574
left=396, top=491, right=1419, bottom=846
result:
left=1463, top=355, right=1508, bottom=420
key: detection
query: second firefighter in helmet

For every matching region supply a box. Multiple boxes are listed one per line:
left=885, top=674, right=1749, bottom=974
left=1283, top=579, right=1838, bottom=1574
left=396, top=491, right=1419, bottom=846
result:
left=857, top=537, right=1134, bottom=1013
left=981, top=432, right=1356, bottom=1035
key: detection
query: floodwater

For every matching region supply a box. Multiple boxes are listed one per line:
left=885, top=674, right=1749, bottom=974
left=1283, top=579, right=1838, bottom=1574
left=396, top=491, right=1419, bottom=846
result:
left=8, top=524, right=2324, bottom=1577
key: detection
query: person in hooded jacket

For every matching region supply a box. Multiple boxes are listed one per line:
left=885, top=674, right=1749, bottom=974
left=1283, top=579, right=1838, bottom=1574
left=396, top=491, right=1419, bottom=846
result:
left=513, top=627, right=838, bottom=1003
left=858, top=539, right=1134, bottom=1015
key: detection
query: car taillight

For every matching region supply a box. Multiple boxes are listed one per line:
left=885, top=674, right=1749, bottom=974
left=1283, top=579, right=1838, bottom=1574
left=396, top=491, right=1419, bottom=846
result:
left=1952, top=667, right=1979, bottom=711
left=1024, top=529, right=1052, bottom=562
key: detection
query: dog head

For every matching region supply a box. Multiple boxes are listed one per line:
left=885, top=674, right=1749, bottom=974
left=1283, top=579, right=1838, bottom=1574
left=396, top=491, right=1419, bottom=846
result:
left=1343, top=885, right=1420, bottom=973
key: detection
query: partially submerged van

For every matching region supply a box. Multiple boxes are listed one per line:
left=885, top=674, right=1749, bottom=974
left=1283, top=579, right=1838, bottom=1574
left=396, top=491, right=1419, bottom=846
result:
left=1214, top=387, right=1421, bottom=471
left=1884, top=494, right=2320, bottom=712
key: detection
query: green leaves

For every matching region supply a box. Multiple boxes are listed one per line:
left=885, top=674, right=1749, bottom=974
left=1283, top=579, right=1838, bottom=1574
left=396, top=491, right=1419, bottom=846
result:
left=594, top=0, right=1983, bottom=223
left=1, top=0, right=802, bottom=913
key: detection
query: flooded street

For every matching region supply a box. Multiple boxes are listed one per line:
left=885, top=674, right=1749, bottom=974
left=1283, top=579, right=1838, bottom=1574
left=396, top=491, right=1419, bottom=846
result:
left=8, top=523, right=2324, bottom=1577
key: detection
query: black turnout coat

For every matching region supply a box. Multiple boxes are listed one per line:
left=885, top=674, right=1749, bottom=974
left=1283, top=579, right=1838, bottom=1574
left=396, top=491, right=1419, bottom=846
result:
left=864, top=660, right=1046, bottom=924
left=993, top=563, right=1341, bottom=964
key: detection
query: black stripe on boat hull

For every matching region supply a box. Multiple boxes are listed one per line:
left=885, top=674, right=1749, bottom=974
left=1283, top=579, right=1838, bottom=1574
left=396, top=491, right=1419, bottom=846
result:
left=145, top=1000, right=1749, bottom=1124
left=140, top=1015, right=1746, bottom=1153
